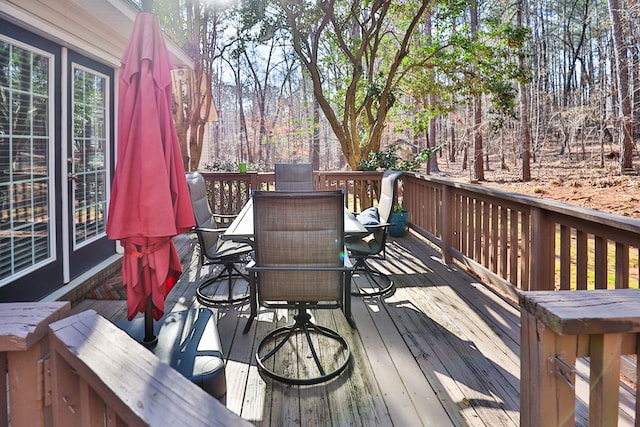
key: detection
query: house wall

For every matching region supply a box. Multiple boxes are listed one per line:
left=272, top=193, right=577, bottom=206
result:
left=1, top=0, right=191, bottom=67
left=0, top=0, right=192, bottom=302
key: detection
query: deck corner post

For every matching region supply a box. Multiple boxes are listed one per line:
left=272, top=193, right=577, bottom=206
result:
left=0, top=351, right=7, bottom=424
left=0, top=302, right=70, bottom=427
left=589, top=333, right=622, bottom=426
left=520, top=306, right=576, bottom=427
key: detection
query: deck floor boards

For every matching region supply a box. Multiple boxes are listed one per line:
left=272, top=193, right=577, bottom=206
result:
left=73, top=230, right=631, bottom=426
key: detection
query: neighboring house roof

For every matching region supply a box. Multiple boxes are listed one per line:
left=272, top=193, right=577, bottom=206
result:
left=0, top=0, right=193, bottom=69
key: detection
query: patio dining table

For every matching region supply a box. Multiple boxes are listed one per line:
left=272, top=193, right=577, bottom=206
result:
left=222, top=196, right=368, bottom=244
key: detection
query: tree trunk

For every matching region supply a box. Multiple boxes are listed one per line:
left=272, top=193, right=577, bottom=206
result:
left=608, top=0, right=634, bottom=173
left=312, top=99, right=320, bottom=170
left=428, top=95, right=440, bottom=173
left=470, top=1, right=484, bottom=181
left=472, top=96, right=484, bottom=181
left=519, top=0, right=532, bottom=182
left=188, top=70, right=212, bottom=172
left=235, top=65, right=251, bottom=164
left=172, top=70, right=190, bottom=171
left=449, top=118, right=456, bottom=163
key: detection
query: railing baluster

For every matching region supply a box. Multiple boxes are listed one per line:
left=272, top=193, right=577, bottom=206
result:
left=521, top=212, right=531, bottom=291
left=510, top=209, right=519, bottom=286
left=481, top=200, right=490, bottom=267
left=0, top=351, right=7, bottom=425
left=475, top=199, right=483, bottom=261
left=491, top=203, right=499, bottom=274
left=615, top=242, right=629, bottom=289
left=500, top=206, right=509, bottom=280
left=441, top=185, right=453, bottom=263
left=595, top=236, right=608, bottom=289
left=559, top=225, right=571, bottom=290
left=576, top=230, right=588, bottom=290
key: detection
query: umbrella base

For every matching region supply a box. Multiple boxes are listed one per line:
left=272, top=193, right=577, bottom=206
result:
left=117, top=307, right=226, bottom=399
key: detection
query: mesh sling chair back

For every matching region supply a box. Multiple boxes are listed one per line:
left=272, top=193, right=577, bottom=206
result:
left=245, top=190, right=354, bottom=385
left=346, top=169, right=403, bottom=296
left=186, top=172, right=252, bottom=305
left=274, top=163, right=314, bottom=190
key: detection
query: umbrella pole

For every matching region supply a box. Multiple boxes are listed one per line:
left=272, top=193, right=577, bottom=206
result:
left=143, top=297, right=158, bottom=346
left=143, top=261, right=157, bottom=346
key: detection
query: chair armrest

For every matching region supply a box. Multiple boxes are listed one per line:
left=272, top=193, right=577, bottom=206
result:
left=195, top=226, right=229, bottom=233
left=211, top=213, right=238, bottom=228
left=212, top=213, right=238, bottom=220
left=343, top=250, right=354, bottom=269
left=362, top=222, right=390, bottom=231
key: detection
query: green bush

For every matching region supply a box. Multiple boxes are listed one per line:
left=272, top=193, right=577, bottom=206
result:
left=359, top=143, right=446, bottom=172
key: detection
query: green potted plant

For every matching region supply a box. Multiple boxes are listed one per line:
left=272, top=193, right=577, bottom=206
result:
left=389, top=203, right=409, bottom=237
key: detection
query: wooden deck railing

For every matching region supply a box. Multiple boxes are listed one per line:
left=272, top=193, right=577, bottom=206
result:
left=3, top=171, right=638, bottom=425
left=200, top=170, right=384, bottom=214
left=399, top=173, right=640, bottom=425
left=520, top=290, right=640, bottom=426
left=0, top=302, right=70, bottom=426
left=201, top=170, right=640, bottom=299
left=402, top=173, right=640, bottom=298
left=0, top=304, right=247, bottom=426
left=197, top=170, right=640, bottom=425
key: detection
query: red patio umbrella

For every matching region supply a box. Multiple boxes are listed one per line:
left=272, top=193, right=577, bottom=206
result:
left=107, top=12, right=194, bottom=343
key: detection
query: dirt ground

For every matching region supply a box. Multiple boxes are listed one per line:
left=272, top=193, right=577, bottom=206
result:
left=429, top=151, right=640, bottom=219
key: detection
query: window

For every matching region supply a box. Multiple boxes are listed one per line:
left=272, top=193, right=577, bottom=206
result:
left=72, top=66, right=108, bottom=247
left=0, top=37, right=54, bottom=281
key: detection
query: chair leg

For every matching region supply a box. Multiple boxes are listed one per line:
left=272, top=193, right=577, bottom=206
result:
left=350, top=256, right=394, bottom=297
left=242, top=272, right=257, bottom=335
left=197, top=261, right=250, bottom=305
left=343, top=273, right=356, bottom=329
left=242, top=317, right=254, bottom=334
left=255, top=308, right=351, bottom=385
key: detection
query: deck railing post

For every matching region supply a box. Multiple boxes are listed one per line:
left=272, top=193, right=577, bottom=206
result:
left=520, top=310, right=577, bottom=426
left=0, top=351, right=7, bottom=424
left=520, top=290, right=637, bottom=426
left=250, top=172, right=260, bottom=192
left=0, top=302, right=70, bottom=427
left=48, top=309, right=249, bottom=426
left=530, top=207, right=555, bottom=291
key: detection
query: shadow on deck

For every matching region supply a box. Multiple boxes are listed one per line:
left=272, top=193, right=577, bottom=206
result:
left=73, top=231, right=523, bottom=426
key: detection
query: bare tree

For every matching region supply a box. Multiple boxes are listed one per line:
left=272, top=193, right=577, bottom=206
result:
left=608, top=0, right=634, bottom=174
left=519, top=0, right=532, bottom=181
left=470, top=0, right=485, bottom=181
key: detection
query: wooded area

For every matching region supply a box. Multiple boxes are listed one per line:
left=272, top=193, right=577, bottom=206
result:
left=150, top=0, right=639, bottom=180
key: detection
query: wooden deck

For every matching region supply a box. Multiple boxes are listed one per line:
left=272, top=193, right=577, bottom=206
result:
left=71, top=231, right=523, bottom=426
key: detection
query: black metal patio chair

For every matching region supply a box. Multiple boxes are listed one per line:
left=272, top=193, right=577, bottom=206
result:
left=244, top=190, right=354, bottom=385
left=274, top=163, right=314, bottom=190
left=346, top=169, right=403, bottom=297
left=185, top=172, right=252, bottom=305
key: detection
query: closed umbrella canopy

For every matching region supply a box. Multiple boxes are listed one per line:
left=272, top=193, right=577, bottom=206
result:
left=107, top=12, right=194, bottom=322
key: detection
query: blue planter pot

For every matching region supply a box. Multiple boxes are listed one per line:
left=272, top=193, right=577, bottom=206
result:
left=389, top=210, right=409, bottom=237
